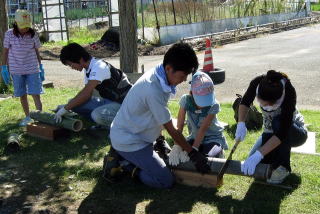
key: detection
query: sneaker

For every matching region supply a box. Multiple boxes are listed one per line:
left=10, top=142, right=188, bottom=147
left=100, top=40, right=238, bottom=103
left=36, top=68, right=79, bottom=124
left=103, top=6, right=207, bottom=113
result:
left=102, top=147, right=123, bottom=183
left=154, top=135, right=172, bottom=160
left=19, top=116, right=32, bottom=127
left=267, top=165, right=290, bottom=184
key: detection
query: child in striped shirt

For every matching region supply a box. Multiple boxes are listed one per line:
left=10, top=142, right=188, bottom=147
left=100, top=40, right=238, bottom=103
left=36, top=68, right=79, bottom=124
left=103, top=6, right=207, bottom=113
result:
left=2, top=10, right=44, bottom=126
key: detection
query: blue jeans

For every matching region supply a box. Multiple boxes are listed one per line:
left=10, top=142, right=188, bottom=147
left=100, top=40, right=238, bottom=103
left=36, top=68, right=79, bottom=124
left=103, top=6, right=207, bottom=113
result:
left=72, top=97, right=111, bottom=119
left=250, top=117, right=307, bottom=172
left=117, top=144, right=174, bottom=188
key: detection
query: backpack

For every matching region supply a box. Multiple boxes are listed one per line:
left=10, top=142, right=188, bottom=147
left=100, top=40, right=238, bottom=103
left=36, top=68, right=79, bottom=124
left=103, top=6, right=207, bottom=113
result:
left=232, top=94, right=263, bottom=130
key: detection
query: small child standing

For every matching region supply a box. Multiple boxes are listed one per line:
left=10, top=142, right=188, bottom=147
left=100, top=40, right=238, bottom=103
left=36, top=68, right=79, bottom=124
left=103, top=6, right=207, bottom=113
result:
left=176, top=71, right=228, bottom=157
left=2, top=10, right=44, bottom=126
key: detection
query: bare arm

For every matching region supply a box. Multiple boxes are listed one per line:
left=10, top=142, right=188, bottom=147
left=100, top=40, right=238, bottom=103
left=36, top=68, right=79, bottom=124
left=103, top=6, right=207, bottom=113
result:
left=35, top=48, right=41, bottom=65
left=164, top=120, right=193, bottom=153
left=3, top=48, right=9, bottom=65
left=177, top=107, right=186, bottom=133
left=64, top=80, right=100, bottom=110
left=193, top=114, right=215, bottom=148
left=238, top=104, right=249, bottom=122
left=259, top=135, right=281, bottom=156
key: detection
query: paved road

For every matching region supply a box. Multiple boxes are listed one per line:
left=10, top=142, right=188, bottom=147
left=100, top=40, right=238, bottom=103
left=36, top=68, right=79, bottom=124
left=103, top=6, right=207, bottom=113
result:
left=43, top=23, right=320, bottom=110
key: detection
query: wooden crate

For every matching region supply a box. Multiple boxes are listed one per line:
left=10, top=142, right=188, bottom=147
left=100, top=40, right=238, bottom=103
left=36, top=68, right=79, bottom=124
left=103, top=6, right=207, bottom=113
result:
left=173, top=169, right=220, bottom=188
left=27, top=122, right=69, bottom=141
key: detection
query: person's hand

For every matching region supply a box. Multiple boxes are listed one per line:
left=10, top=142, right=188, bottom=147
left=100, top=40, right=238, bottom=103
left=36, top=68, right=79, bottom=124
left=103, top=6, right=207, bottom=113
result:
left=235, top=122, right=247, bottom=141
left=54, top=107, right=68, bottom=123
left=168, top=145, right=181, bottom=166
left=241, top=150, right=263, bottom=175
left=188, top=148, right=210, bottom=173
left=39, top=64, right=45, bottom=82
left=168, top=145, right=190, bottom=166
left=1, top=65, right=11, bottom=85
left=52, top=104, right=66, bottom=113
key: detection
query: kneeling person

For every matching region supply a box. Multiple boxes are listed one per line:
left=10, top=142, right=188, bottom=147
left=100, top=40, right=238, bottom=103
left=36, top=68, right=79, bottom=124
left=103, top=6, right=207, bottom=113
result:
left=55, top=43, right=132, bottom=128
left=175, top=71, right=228, bottom=159
left=109, top=43, right=210, bottom=188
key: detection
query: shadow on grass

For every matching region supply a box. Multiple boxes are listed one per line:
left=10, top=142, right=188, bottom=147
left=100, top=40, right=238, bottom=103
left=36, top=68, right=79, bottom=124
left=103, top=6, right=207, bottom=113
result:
left=0, top=124, right=109, bottom=214
left=78, top=173, right=301, bottom=214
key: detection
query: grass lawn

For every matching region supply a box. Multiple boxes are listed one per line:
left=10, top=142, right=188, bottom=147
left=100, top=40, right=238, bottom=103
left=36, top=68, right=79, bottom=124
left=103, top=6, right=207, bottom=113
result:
left=0, top=88, right=319, bottom=214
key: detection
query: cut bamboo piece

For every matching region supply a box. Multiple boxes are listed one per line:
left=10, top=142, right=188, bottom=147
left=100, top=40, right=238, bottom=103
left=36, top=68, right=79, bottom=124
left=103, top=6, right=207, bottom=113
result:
left=6, top=133, right=21, bottom=153
left=170, top=157, right=271, bottom=180
left=30, top=111, right=83, bottom=132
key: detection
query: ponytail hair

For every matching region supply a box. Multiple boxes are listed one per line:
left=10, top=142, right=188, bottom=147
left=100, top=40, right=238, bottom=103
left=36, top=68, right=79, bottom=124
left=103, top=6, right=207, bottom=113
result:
left=13, top=22, right=35, bottom=38
left=257, top=70, right=289, bottom=103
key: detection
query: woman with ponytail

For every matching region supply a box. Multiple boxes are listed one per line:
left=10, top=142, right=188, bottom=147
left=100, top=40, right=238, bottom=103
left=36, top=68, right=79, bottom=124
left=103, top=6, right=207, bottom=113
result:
left=235, top=70, right=307, bottom=184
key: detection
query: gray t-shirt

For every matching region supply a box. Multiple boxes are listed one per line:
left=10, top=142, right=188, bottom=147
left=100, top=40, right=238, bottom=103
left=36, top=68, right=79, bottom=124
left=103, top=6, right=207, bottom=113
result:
left=179, top=94, right=228, bottom=150
left=110, top=69, right=172, bottom=152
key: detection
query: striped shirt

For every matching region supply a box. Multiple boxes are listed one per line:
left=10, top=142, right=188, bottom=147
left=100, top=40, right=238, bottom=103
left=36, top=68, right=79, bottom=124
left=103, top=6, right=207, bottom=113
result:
left=3, top=29, right=41, bottom=75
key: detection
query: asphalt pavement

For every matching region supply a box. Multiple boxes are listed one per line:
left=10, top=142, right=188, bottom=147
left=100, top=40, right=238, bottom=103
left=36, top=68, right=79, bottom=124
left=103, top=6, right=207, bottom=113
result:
left=43, top=23, right=320, bottom=110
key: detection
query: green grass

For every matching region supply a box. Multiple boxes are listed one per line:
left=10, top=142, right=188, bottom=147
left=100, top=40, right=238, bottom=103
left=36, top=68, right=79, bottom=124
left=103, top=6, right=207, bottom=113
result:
left=0, top=88, right=319, bottom=213
left=311, top=3, right=320, bottom=11
left=42, top=27, right=107, bottom=47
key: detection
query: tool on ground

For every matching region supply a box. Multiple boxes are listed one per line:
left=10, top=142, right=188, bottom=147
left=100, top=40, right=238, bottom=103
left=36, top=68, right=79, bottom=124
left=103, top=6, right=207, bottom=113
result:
left=216, top=140, right=241, bottom=186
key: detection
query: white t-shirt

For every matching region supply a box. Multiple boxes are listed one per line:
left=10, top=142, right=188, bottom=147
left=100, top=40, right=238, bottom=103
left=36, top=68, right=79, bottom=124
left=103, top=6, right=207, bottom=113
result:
left=110, top=68, right=172, bottom=152
left=84, top=58, right=111, bottom=84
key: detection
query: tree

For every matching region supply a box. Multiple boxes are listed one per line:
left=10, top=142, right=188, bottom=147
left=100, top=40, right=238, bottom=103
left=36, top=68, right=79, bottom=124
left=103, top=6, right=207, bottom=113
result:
left=119, top=0, right=138, bottom=73
left=0, top=0, right=8, bottom=84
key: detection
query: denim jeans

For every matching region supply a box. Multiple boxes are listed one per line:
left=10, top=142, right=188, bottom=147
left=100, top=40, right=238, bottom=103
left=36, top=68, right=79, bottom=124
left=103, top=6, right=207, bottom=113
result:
left=249, top=116, right=307, bottom=171
left=72, top=97, right=120, bottom=127
left=117, top=144, right=174, bottom=188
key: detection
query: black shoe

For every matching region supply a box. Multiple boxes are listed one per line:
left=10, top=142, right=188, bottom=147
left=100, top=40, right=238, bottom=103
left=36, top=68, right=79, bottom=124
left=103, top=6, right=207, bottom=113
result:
left=102, top=147, right=124, bottom=183
left=154, top=135, right=172, bottom=160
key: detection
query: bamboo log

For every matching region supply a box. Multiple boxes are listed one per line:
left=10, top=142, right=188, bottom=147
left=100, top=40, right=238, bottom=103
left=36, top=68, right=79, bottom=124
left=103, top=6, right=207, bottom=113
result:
left=29, top=111, right=83, bottom=132
left=169, top=157, right=271, bottom=180
left=6, top=133, right=21, bottom=153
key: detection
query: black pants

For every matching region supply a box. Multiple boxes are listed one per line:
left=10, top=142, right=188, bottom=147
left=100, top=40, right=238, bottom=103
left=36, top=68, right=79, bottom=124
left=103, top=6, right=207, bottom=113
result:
left=187, top=139, right=221, bottom=156
left=260, top=117, right=307, bottom=172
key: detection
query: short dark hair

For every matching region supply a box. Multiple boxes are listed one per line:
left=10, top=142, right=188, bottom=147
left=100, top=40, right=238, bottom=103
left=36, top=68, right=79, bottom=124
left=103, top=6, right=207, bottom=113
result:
left=60, top=43, right=91, bottom=65
left=163, top=42, right=199, bottom=75
left=257, top=70, right=288, bottom=103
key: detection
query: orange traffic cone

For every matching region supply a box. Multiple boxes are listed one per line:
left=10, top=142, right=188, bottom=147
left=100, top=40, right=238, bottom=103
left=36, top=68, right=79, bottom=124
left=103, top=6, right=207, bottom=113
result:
left=203, top=38, right=214, bottom=73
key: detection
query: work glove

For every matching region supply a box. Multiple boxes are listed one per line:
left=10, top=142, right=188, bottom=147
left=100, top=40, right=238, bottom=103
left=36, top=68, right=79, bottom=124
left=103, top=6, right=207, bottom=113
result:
left=1, top=65, right=11, bottom=85
left=39, top=64, right=45, bottom=82
left=51, top=104, right=66, bottom=113
left=54, top=107, right=68, bottom=123
left=188, top=148, right=210, bottom=174
left=235, top=122, right=247, bottom=142
left=241, top=150, right=263, bottom=176
left=168, top=145, right=190, bottom=166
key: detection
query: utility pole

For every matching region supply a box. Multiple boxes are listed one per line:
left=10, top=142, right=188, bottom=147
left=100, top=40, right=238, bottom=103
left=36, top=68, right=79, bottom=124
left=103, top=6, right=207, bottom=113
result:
left=0, top=0, right=8, bottom=84
left=119, top=0, right=138, bottom=73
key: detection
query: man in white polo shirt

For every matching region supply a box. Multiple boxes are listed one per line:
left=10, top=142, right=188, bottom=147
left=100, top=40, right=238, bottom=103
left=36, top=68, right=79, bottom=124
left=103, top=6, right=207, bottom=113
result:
left=55, top=43, right=132, bottom=128
left=107, top=43, right=210, bottom=188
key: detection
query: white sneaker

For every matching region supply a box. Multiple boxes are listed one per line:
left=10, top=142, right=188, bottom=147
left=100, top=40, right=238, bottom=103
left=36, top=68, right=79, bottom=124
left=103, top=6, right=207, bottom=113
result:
left=19, top=116, right=32, bottom=127
left=267, top=165, right=290, bottom=184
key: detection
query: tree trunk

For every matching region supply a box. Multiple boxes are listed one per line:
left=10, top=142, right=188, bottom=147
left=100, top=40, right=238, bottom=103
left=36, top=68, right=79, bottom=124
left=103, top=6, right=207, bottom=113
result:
left=119, top=0, right=138, bottom=73
left=0, top=0, right=8, bottom=84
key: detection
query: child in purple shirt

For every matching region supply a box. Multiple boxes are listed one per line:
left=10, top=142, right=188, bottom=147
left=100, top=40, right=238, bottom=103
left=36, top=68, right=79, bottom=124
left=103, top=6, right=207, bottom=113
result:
left=1, top=10, right=44, bottom=126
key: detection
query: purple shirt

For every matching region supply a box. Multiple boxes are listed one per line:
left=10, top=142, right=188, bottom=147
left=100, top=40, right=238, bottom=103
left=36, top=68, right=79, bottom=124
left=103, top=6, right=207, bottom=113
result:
left=3, top=29, right=41, bottom=75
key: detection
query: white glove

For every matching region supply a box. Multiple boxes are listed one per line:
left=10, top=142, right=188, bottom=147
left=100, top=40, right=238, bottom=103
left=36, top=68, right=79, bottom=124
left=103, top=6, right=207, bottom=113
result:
left=168, top=145, right=190, bottom=166
left=52, top=104, right=66, bottom=113
left=241, top=150, right=264, bottom=176
left=235, top=122, right=247, bottom=141
left=54, top=107, right=68, bottom=123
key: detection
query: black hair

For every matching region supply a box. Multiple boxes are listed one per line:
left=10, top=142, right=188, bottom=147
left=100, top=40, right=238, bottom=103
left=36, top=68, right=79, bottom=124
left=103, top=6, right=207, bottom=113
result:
left=163, top=42, right=199, bottom=75
left=13, top=22, right=35, bottom=38
left=60, top=43, right=92, bottom=65
left=257, top=70, right=289, bottom=103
